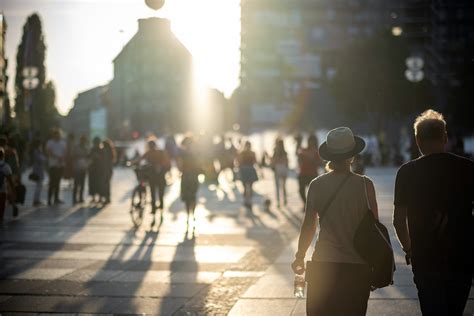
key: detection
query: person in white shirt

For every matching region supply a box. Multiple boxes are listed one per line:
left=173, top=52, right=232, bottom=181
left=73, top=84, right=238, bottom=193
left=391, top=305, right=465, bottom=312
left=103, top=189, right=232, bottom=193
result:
left=45, top=129, right=66, bottom=205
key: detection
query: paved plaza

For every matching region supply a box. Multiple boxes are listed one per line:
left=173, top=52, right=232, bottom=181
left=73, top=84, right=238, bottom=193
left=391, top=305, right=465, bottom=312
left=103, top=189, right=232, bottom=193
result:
left=0, top=167, right=473, bottom=315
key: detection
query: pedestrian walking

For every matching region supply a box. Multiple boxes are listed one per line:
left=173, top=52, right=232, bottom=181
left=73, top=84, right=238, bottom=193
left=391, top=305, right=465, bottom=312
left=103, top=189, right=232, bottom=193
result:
left=237, top=141, right=258, bottom=208
left=292, top=127, right=378, bottom=315
left=101, top=139, right=116, bottom=204
left=297, top=134, right=321, bottom=205
left=393, top=109, right=473, bottom=316
left=45, top=129, right=66, bottom=205
left=137, top=140, right=171, bottom=225
left=271, top=137, right=289, bottom=208
left=88, top=137, right=105, bottom=203
left=0, top=147, right=16, bottom=225
left=72, top=135, right=89, bottom=204
left=0, top=136, right=20, bottom=216
left=177, top=136, right=201, bottom=224
left=165, top=133, right=178, bottom=161
left=30, top=139, right=46, bottom=206
left=63, top=133, right=75, bottom=184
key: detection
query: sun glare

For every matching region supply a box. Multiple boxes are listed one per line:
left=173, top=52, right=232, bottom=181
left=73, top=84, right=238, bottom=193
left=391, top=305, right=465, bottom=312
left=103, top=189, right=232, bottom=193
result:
left=162, top=0, right=241, bottom=96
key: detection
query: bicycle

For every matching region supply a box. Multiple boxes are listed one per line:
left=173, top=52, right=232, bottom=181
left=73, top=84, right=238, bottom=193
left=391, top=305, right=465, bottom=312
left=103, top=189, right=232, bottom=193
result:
left=130, top=165, right=148, bottom=228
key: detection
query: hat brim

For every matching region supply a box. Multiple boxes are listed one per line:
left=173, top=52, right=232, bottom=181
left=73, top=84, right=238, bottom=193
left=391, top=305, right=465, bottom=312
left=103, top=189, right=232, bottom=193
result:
left=319, top=136, right=366, bottom=161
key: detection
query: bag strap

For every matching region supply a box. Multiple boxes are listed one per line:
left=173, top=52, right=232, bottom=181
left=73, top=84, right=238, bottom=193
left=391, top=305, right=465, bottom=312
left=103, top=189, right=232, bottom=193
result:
left=362, top=176, right=371, bottom=211
left=318, top=173, right=352, bottom=223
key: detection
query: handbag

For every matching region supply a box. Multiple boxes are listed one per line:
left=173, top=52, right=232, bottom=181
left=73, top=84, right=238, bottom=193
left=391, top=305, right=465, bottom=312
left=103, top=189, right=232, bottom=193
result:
left=28, top=172, right=40, bottom=182
left=353, top=177, right=395, bottom=289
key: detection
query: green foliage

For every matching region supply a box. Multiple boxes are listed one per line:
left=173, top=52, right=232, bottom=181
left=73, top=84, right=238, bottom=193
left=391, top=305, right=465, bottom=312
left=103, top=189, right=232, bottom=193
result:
left=14, top=13, right=58, bottom=136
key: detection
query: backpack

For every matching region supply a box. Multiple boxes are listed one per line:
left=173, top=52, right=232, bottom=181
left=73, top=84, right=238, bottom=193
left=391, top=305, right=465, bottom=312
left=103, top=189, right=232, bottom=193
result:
left=353, top=177, right=395, bottom=289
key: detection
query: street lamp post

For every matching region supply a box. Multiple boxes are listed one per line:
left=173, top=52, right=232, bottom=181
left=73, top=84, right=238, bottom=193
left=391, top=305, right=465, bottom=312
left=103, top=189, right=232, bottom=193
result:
left=22, top=66, right=39, bottom=138
left=405, top=56, right=424, bottom=113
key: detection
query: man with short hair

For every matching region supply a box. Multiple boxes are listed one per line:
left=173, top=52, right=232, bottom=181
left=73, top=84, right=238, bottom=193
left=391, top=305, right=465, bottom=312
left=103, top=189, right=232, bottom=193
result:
left=393, top=109, right=473, bottom=315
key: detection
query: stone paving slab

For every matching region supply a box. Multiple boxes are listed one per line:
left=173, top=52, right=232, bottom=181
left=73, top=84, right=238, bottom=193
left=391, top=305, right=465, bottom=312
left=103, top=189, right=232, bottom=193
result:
left=110, top=297, right=187, bottom=314
left=109, top=270, right=171, bottom=283
left=59, top=269, right=123, bottom=282
left=228, top=298, right=298, bottom=316
left=81, top=282, right=207, bottom=298
left=0, top=295, right=126, bottom=313
left=6, top=268, right=76, bottom=280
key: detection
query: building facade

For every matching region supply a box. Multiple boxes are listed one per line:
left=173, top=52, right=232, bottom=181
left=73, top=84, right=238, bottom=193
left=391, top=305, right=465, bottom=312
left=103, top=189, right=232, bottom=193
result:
left=109, top=17, right=193, bottom=139
left=240, top=0, right=391, bottom=131
left=63, top=85, right=109, bottom=140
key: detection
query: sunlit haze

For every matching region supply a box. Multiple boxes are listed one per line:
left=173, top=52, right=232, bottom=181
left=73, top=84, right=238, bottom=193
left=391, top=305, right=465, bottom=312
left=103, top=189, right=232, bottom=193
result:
left=2, top=0, right=240, bottom=115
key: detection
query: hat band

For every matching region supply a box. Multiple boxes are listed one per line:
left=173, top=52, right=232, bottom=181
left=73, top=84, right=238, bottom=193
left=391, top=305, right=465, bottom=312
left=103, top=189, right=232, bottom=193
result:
left=327, top=142, right=355, bottom=154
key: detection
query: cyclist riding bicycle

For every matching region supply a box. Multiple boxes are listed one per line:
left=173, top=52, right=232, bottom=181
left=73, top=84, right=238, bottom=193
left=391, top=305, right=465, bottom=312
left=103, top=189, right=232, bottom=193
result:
left=134, top=140, right=171, bottom=225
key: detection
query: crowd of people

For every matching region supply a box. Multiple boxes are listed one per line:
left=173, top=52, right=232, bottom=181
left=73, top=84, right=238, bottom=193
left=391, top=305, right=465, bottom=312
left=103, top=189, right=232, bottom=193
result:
left=0, top=108, right=472, bottom=315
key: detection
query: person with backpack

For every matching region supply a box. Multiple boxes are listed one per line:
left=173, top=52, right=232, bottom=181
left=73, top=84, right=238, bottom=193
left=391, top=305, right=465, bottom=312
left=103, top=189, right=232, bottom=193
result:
left=291, top=127, right=379, bottom=315
left=297, top=134, right=321, bottom=205
left=0, top=147, right=16, bottom=225
left=393, top=110, right=473, bottom=315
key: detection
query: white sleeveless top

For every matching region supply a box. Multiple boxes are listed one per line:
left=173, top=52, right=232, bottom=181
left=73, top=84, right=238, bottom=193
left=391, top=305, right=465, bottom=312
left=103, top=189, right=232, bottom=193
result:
left=306, top=172, right=369, bottom=264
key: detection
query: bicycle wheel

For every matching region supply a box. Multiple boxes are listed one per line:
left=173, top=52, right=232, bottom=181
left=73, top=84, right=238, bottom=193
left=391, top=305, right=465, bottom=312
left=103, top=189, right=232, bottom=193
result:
left=130, top=185, right=146, bottom=227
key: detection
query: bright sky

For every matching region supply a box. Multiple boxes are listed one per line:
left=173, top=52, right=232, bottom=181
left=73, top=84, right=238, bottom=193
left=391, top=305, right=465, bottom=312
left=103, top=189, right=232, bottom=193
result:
left=2, top=0, right=241, bottom=115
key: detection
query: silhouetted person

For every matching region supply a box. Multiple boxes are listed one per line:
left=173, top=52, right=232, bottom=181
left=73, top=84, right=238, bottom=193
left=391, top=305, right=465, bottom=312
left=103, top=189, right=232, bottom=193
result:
left=294, top=132, right=303, bottom=154
left=297, top=134, right=321, bottom=205
left=177, top=136, right=201, bottom=224
left=237, top=141, right=258, bottom=208
left=0, top=147, right=16, bottom=225
left=137, top=140, right=171, bottom=225
left=271, top=137, right=289, bottom=208
left=88, top=137, right=105, bottom=203
left=63, top=133, right=75, bottom=184
left=73, top=135, right=89, bottom=204
left=102, top=139, right=116, bottom=204
left=292, top=127, right=377, bottom=315
left=30, top=139, right=46, bottom=206
left=45, top=129, right=66, bottom=205
left=0, top=136, right=20, bottom=216
left=165, top=133, right=178, bottom=160
left=393, top=109, right=473, bottom=316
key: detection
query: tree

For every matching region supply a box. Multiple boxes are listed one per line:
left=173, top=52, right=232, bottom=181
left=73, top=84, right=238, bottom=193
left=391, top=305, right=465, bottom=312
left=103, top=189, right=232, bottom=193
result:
left=14, top=13, right=58, bottom=136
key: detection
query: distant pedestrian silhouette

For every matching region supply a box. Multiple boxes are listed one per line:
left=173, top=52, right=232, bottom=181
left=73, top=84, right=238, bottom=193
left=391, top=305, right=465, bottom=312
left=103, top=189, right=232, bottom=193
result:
left=177, top=136, right=201, bottom=224
left=45, top=129, right=66, bottom=205
left=237, top=141, right=258, bottom=208
left=271, top=137, right=289, bottom=208
left=297, top=134, right=321, bottom=205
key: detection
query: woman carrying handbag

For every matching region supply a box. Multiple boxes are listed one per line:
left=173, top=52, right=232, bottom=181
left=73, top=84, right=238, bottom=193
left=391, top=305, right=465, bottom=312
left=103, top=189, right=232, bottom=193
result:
left=291, top=127, right=379, bottom=316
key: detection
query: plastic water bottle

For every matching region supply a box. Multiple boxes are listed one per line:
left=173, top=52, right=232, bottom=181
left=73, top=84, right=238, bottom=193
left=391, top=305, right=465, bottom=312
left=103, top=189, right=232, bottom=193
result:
left=293, top=274, right=305, bottom=298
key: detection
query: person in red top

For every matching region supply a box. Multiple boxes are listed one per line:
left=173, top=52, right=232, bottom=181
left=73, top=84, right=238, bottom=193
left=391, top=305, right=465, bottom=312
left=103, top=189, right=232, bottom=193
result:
left=297, top=135, right=321, bottom=205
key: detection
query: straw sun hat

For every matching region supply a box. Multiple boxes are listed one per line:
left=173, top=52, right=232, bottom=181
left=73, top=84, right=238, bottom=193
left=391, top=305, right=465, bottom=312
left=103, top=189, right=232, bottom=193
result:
left=318, top=127, right=366, bottom=161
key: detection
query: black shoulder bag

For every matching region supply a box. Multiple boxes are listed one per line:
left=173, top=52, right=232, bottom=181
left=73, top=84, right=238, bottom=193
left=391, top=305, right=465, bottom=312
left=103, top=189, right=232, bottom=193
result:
left=353, top=177, right=395, bottom=290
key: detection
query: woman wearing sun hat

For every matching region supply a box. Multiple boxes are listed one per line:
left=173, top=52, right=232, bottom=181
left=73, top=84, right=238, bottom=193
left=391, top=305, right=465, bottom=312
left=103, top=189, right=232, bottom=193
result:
left=291, top=127, right=379, bottom=315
